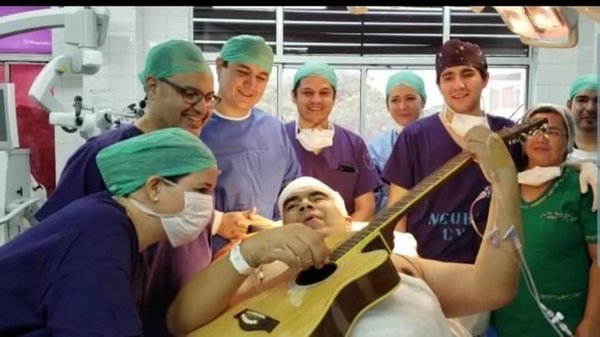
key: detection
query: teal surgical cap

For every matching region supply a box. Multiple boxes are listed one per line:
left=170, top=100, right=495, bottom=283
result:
left=220, top=35, right=274, bottom=74
left=293, top=62, right=338, bottom=90
left=569, top=74, right=598, bottom=99
left=138, top=39, right=211, bottom=92
left=385, top=71, right=427, bottom=103
left=97, top=128, right=217, bottom=196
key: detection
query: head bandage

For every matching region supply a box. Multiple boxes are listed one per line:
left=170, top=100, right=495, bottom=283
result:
left=278, top=176, right=348, bottom=218
left=97, top=128, right=216, bottom=196
left=138, top=39, right=211, bottom=92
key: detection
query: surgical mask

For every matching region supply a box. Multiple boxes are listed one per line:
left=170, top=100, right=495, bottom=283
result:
left=444, top=105, right=489, bottom=137
left=517, top=166, right=562, bottom=186
left=129, top=180, right=214, bottom=247
left=295, top=121, right=335, bottom=152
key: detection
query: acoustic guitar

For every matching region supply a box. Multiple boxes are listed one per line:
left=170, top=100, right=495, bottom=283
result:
left=189, top=119, right=546, bottom=337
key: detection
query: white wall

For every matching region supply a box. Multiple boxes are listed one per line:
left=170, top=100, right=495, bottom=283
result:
left=533, top=14, right=599, bottom=105
left=52, top=6, right=192, bottom=179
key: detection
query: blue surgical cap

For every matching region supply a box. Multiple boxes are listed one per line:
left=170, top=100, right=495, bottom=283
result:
left=293, top=62, right=338, bottom=90
left=220, top=35, right=274, bottom=74
left=569, top=74, right=598, bottom=99
left=97, top=128, right=217, bottom=196
left=385, top=71, right=427, bottom=103
left=138, top=39, right=211, bottom=92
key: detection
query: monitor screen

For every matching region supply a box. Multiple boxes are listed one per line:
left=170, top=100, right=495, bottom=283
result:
left=0, top=83, right=18, bottom=149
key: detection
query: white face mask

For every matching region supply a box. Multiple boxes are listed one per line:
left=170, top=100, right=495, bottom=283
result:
left=295, top=121, right=335, bottom=152
left=517, top=166, right=562, bottom=186
left=130, top=180, right=214, bottom=247
left=445, top=106, right=489, bottom=137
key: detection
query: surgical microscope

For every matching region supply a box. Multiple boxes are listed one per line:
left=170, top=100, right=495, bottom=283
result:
left=0, top=7, right=141, bottom=244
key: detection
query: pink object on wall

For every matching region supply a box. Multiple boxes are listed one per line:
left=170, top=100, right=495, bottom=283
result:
left=9, top=63, right=56, bottom=194
left=0, top=6, right=52, bottom=54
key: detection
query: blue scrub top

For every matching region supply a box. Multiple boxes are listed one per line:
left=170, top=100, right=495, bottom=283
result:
left=200, top=108, right=302, bottom=219
left=35, top=124, right=143, bottom=221
left=0, top=191, right=143, bottom=336
left=367, top=129, right=400, bottom=213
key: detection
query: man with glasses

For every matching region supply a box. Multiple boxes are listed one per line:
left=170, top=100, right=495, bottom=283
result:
left=32, top=39, right=250, bottom=337
left=200, top=35, right=302, bottom=253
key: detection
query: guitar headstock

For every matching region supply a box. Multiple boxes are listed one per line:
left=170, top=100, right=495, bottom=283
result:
left=499, top=117, right=548, bottom=145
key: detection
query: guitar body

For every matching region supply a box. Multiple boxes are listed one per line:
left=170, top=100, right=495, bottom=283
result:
left=190, top=234, right=400, bottom=337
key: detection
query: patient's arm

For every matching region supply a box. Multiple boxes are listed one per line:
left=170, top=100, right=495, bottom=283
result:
left=417, top=126, right=522, bottom=317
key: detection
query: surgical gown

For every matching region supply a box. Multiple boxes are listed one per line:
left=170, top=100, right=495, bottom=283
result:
left=200, top=108, right=300, bottom=218
left=201, top=108, right=301, bottom=253
left=0, top=192, right=143, bottom=336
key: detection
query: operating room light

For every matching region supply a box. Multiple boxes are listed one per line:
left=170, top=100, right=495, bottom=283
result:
left=494, top=6, right=578, bottom=48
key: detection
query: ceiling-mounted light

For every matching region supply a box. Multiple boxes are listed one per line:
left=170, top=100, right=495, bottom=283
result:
left=573, top=6, right=600, bottom=23
left=347, top=6, right=368, bottom=15
left=495, top=6, right=579, bottom=48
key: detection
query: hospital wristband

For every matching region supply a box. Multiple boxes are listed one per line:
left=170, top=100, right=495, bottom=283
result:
left=229, top=243, right=257, bottom=276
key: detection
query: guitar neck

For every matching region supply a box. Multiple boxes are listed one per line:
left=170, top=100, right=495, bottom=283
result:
left=330, top=118, right=546, bottom=262
left=330, top=152, right=472, bottom=261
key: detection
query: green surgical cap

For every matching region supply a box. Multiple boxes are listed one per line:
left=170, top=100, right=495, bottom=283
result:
left=293, top=62, right=338, bottom=90
left=569, top=74, right=598, bottom=99
left=220, top=35, right=274, bottom=74
left=138, top=39, right=211, bottom=92
left=97, top=128, right=216, bottom=196
left=385, top=71, right=427, bottom=103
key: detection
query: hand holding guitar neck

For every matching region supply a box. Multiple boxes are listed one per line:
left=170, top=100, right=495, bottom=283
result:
left=465, top=125, right=517, bottom=184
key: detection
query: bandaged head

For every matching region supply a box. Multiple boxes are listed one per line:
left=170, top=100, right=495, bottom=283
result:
left=138, top=39, right=211, bottom=92
left=278, top=176, right=348, bottom=218
left=385, top=70, right=427, bottom=103
left=569, top=74, right=598, bottom=99
left=220, top=34, right=274, bottom=74
left=435, top=39, right=488, bottom=83
left=293, top=62, right=338, bottom=90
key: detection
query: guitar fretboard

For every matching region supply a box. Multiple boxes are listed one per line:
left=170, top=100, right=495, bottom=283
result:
left=331, top=152, right=471, bottom=261
left=330, top=118, right=547, bottom=262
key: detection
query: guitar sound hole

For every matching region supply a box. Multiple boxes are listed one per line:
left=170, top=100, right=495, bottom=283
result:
left=295, top=262, right=337, bottom=286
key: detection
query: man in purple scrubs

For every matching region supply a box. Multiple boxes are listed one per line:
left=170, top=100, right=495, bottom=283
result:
left=32, top=39, right=219, bottom=337
left=383, top=39, right=515, bottom=263
left=284, top=62, right=381, bottom=221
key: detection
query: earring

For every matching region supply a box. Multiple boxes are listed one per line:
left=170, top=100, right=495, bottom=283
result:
left=152, top=196, right=159, bottom=202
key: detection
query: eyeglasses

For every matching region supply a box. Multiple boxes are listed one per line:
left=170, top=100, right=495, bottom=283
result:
left=526, top=127, right=567, bottom=139
left=159, top=78, right=222, bottom=106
